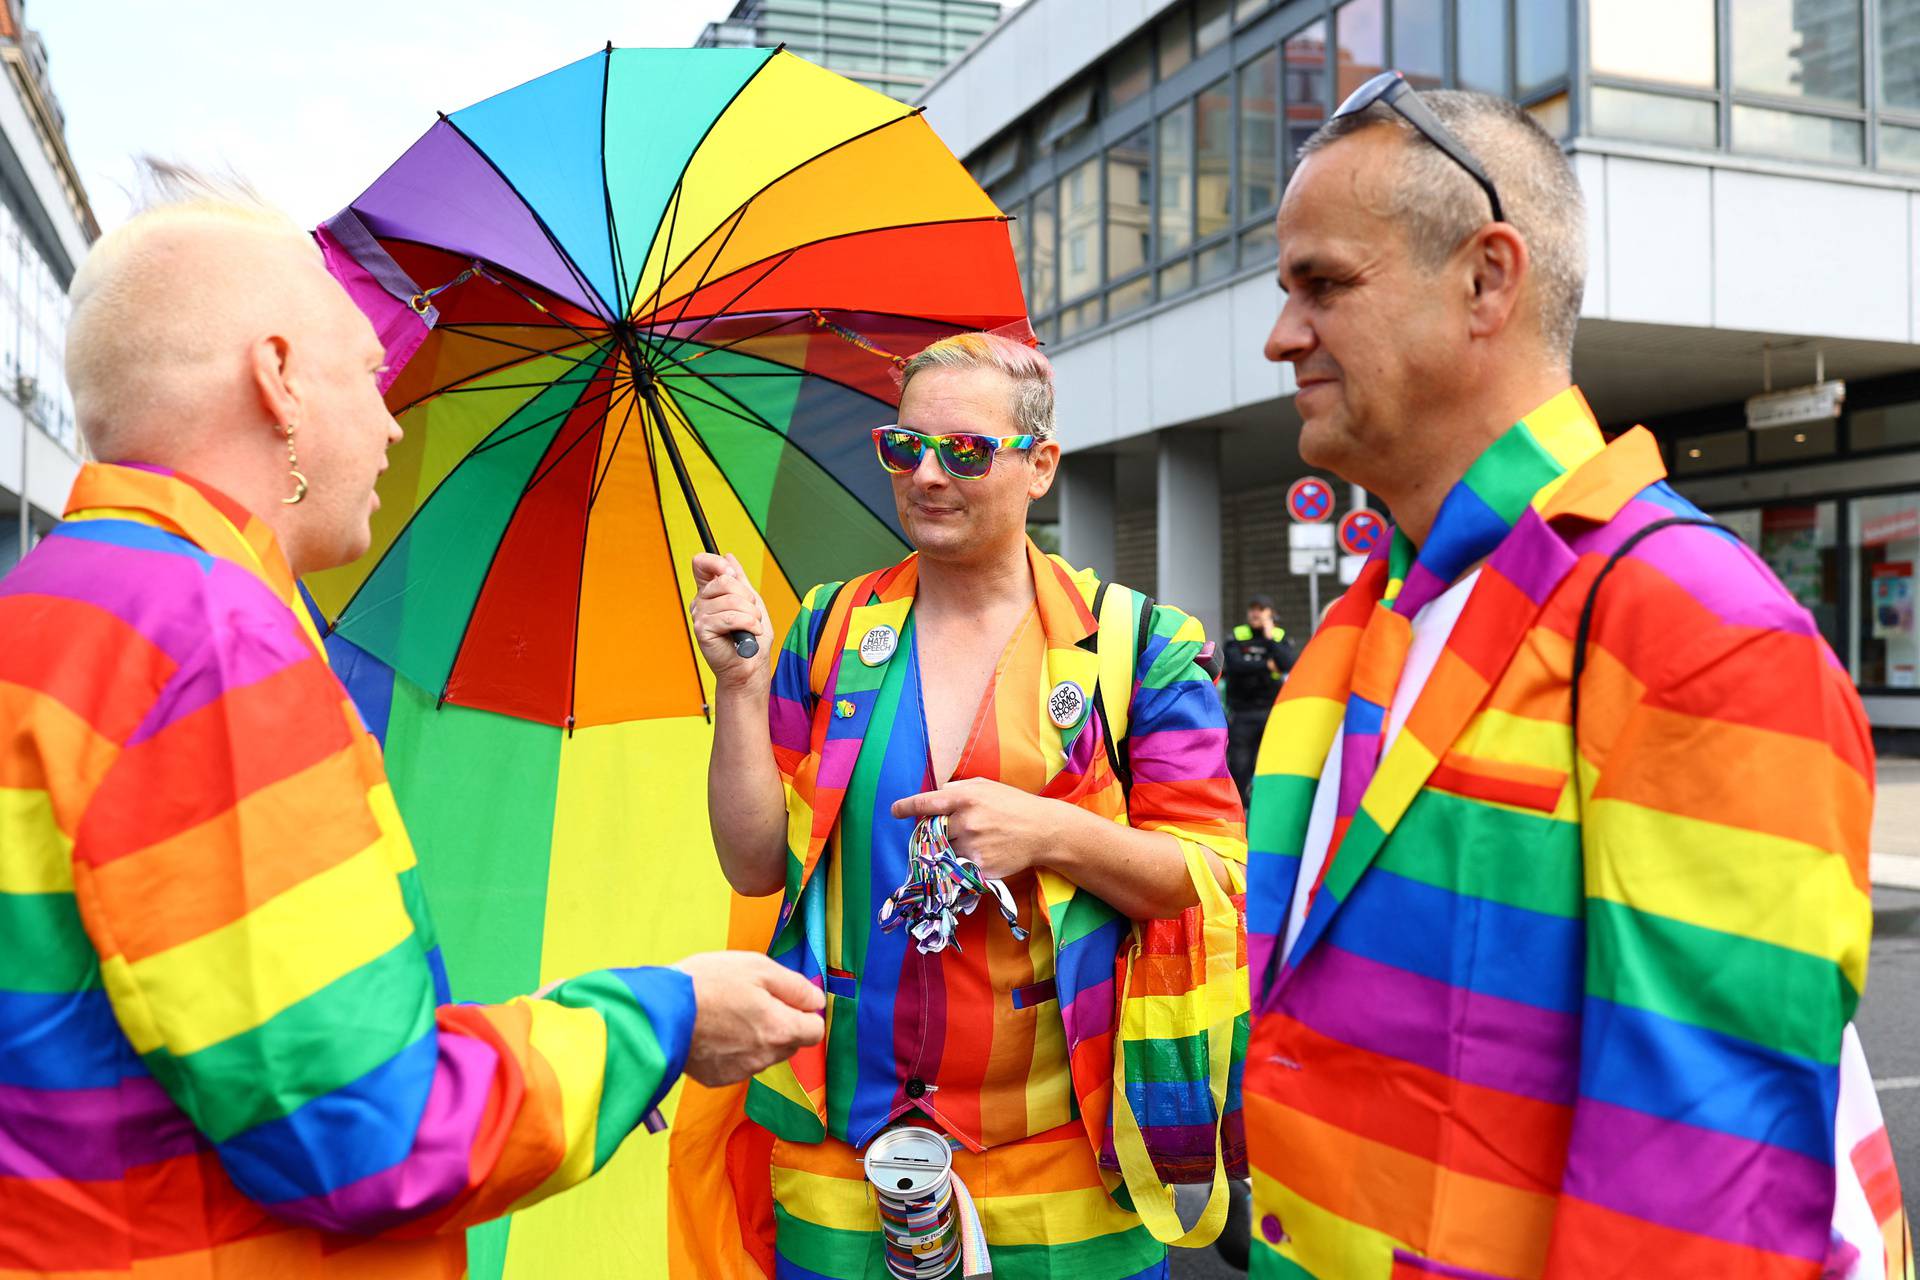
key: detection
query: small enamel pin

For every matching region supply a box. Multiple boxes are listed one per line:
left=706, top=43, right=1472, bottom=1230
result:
left=1048, top=680, right=1087, bottom=729
left=835, top=698, right=856, bottom=720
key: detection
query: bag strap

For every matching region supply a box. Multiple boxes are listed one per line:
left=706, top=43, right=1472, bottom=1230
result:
left=1570, top=516, right=1724, bottom=741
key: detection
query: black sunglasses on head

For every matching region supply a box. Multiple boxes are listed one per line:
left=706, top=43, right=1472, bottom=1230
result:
left=1334, top=70, right=1505, bottom=225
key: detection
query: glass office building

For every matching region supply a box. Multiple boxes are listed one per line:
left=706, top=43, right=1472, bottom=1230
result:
left=697, top=0, right=1002, bottom=101
left=0, top=0, right=98, bottom=574
left=921, top=0, right=1920, bottom=731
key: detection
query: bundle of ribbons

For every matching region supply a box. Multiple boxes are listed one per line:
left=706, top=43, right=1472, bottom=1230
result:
left=878, top=815, right=1027, bottom=954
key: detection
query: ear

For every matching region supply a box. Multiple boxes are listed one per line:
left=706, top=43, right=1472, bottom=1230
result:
left=1025, top=438, right=1061, bottom=500
left=248, top=334, right=300, bottom=431
left=1463, top=222, right=1529, bottom=342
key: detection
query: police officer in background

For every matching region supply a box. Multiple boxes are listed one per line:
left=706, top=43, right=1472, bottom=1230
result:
left=1220, top=594, right=1293, bottom=806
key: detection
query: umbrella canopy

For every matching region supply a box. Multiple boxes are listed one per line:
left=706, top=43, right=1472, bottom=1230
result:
left=306, top=45, right=1032, bottom=727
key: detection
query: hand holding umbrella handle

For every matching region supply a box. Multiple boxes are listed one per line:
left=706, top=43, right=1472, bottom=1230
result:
left=732, top=631, right=760, bottom=659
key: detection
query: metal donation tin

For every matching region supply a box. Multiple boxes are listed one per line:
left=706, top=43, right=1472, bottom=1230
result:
left=864, top=1126, right=962, bottom=1278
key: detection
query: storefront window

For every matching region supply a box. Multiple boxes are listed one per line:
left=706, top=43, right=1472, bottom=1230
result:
left=1721, top=502, right=1845, bottom=658
left=1854, top=493, right=1920, bottom=689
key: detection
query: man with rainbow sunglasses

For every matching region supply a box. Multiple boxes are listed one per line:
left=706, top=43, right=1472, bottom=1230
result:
left=688, top=332, right=1249, bottom=1277
left=1244, top=74, right=1911, bottom=1279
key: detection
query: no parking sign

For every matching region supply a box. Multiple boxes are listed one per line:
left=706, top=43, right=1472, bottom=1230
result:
left=1339, top=508, right=1386, bottom=556
left=1286, top=476, right=1334, bottom=524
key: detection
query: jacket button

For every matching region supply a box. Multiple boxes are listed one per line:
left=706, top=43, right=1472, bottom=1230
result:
left=905, top=1077, right=927, bottom=1099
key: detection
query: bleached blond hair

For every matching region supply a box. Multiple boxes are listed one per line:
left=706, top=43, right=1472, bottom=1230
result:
left=898, top=332, right=1056, bottom=442
left=66, top=159, right=321, bottom=459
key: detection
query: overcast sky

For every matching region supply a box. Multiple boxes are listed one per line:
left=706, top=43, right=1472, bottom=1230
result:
left=33, top=2, right=747, bottom=231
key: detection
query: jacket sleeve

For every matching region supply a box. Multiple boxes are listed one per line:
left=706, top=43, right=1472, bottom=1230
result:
left=1124, top=603, right=1249, bottom=884
left=768, top=582, right=833, bottom=790
left=1544, top=558, right=1876, bottom=1276
left=69, top=616, right=695, bottom=1238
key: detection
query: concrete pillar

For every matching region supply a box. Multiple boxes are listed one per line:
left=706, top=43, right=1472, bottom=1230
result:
left=1156, top=429, right=1223, bottom=642
left=1058, top=450, right=1117, bottom=582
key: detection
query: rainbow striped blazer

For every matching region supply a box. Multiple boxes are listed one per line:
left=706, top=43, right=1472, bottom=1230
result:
left=1246, top=426, right=1902, bottom=1278
left=0, top=464, right=695, bottom=1277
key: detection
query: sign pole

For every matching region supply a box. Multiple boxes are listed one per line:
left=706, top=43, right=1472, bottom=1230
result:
left=1308, top=566, right=1320, bottom=632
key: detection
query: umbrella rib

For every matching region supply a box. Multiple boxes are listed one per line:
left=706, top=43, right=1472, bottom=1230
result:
left=652, top=248, right=799, bottom=356
left=521, top=371, right=625, bottom=494
left=643, top=310, right=804, bottom=365
left=636, top=335, right=787, bottom=433
left=625, top=46, right=783, bottom=321
left=439, top=114, right=617, bottom=323
left=434, top=325, right=618, bottom=367
left=585, top=370, right=640, bottom=512
left=473, top=267, right=614, bottom=353
left=465, top=370, right=623, bottom=459
left=320, top=346, right=619, bottom=638
left=367, top=234, right=606, bottom=328
left=632, top=100, right=923, bottom=326
left=597, top=44, right=631, bottom=330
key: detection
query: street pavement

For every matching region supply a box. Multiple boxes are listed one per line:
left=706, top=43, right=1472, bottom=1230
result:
left=1172, top=759, right=1920, bottom=1280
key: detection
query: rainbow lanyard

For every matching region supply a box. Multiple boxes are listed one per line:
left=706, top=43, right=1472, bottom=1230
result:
left=1311, top=392, right=1604, bottom=903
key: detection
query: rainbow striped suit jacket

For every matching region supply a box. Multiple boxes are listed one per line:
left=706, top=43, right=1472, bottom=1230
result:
left=746, top=543, right=1247, bottom=1171
left=0, top=464, right=695, bottom=1277
left=1246, top=427, right=1896, bottom=1279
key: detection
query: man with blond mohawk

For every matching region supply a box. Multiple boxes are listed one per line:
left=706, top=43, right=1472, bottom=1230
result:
left=0, top=164, right=825, bottom=1277
left=691, top=331, right=1248, bottom=1277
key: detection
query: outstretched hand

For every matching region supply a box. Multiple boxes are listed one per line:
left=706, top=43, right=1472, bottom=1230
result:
left=675, top=950, right=825, bottom=1087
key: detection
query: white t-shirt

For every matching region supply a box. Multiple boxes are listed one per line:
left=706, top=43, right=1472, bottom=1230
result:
left=1282, top=570, right=1481, bottom=959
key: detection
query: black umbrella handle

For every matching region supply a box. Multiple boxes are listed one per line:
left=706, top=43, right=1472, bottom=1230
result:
left=634, top=364, right=759, bottom=661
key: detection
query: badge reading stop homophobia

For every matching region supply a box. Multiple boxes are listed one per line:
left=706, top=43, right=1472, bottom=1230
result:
left=1048, top=680, right=1087, bottom=729
left=860, top=624, right=899, bottom=666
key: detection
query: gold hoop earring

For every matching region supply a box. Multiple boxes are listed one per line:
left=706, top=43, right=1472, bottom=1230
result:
left=281, top=424, right=308, bottom=505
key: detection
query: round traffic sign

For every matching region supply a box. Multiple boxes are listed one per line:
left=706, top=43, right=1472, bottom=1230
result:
left=1339, top=508, right=1386, bottom=556
left=1286, top=476, right=1334, bottom=524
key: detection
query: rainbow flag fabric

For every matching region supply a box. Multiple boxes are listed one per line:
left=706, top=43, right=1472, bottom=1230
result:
left=0, top=463, right=696, bottom=1277
left=1245, top=390, right=1900, bottom=1278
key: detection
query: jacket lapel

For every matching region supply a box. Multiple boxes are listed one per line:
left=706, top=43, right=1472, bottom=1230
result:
left=1281, top=427, right=1669, bottom=979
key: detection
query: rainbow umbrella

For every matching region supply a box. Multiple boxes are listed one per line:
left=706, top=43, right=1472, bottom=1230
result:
left=307, top=43, right=1031, bottom=727
left=306, top=45, right=1031, bottom=1280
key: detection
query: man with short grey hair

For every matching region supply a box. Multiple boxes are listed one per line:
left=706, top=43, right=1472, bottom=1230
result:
left=1242, top=74, right=1907, bottom=1278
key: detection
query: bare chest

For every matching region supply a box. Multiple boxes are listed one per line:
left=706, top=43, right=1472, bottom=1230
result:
left=916, top=607, right=1031, bottom=785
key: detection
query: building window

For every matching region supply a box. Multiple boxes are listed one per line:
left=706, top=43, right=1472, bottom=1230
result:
left=1393, top=0, right=1445, bottom=90
left=1591, top=86, right=1720, bottom=148
left=1110, top=273, right=1154, bottom=320
left=1591, top=0, right=1716, bottom=88
left=1284, top=20, right=1330, bottom=174
left=1335, top=0, right=1385, bottom=102
left=1881, top=124, right=1920, bottom=172
left=1236, top=0, right=1271, bottom=22
left=1196, top=0, right=1232, bottom=56
left=1719, top=502, right=1845, bottom=659
left=1158, top=102, right=1195, bottom=258
left=1454, top=0, right=1507, bottom=94
left=1109, top=33, right=1153, bottom=110
left=1198, top=76, right=1234, bottom=241
left=1515, top=0, right=1569, bottom=95
left=1158, top=7, right=1194, bottom=78
left=1855, top=493, right=1920, bottom=689
left=1733, top=0, right=1863, bottom=107
left=1239, top=219, right=1278, bottom=266
left=1733, top=104, right=1865, bottom=164
left=1526, top=91, right=1571, bottom=138
left=1028, top=181, right=1058, bottom=317
left=1060, top=155, right=1102, bottom=303
left=1884, top=0, right=1920, bottom=111
left=1107, top=126, right=1153, bottom=283
left=1239, top=49, right=1281, bottom=220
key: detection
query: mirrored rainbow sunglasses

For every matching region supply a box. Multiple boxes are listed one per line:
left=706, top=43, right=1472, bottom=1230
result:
left=870, top=425, right=1037, bottom=480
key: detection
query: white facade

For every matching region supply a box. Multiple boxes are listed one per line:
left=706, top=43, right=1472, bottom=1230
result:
left=921, top=0, right=1920, bottom=727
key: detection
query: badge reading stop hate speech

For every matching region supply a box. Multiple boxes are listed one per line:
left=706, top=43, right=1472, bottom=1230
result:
left=859, top=624, right=899, bottom=666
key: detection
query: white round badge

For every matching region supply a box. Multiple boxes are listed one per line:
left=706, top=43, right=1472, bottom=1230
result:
left=1048, top=680, right=1088, bottom=729
left=859, top=624, right=899, bottom=667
